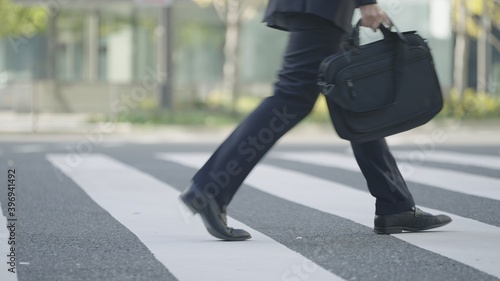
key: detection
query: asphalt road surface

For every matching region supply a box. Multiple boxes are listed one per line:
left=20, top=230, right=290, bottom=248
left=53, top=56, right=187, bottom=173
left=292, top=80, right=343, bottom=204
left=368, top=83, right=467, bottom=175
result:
left=0, top=137, right=499, bottom=281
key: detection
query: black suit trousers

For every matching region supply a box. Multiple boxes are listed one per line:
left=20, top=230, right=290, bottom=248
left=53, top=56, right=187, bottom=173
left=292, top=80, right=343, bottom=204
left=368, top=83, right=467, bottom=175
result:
left=192, top=24, right=415, bottom=215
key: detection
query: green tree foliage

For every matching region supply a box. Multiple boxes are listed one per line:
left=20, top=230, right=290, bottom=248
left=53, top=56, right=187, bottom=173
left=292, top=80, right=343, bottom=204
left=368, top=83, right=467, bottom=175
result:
left=452, top=0, right=500, bottom=96
left=192, top=0, right=267, bottom=111
left=0, top=0, right=48, bottom=38
left=452, top=0, right=500, bottom=37
left=193, top=0, right=267, bottom=17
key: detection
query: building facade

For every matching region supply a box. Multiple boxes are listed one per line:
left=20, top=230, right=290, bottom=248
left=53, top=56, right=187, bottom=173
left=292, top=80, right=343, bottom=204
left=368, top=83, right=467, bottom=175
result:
left=0, top=0, right=459, bottom=114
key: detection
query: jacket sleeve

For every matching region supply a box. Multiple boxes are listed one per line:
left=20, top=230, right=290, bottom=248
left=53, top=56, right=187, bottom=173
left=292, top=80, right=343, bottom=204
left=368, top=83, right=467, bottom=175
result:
left=357, top=0, right=377, bottom=6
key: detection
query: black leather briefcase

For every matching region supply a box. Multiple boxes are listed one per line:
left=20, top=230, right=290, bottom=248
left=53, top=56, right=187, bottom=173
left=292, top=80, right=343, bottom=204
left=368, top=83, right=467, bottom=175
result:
left=317, top=21, right=443, bottom=142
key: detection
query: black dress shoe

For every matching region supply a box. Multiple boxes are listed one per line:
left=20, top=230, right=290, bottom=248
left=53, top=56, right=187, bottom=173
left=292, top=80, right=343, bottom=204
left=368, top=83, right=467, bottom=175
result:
left=179, top=183, right=251, bottom=241
left=374, top=207, right=452, bottom=234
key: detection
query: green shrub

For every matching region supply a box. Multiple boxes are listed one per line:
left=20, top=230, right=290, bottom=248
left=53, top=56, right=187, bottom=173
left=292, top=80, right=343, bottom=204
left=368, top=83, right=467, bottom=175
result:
left=88, top=89, right=500, bottom=126
left=89, top=96, right=246, bottom=126
left=439, top=89, right=500, bottom=119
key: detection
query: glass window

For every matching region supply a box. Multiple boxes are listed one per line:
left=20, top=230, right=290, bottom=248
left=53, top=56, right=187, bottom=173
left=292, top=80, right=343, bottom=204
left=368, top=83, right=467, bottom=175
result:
left=98, top=6, right=158, bottom=82
left=99, top=6, right=134, bottom=82
left=132, top=8, right=158, bottom=81
left=56, top=11, right=85, bottom=81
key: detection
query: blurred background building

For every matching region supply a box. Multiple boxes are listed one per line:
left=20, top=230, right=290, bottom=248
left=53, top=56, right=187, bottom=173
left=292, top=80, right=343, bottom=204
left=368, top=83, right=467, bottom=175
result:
left=0, top=0, right=497, bottom=116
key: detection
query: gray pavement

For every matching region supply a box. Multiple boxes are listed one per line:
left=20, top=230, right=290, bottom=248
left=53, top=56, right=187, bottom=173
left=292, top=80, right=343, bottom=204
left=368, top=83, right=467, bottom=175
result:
left=0, top=112, right=500, bottom=281
left=0, top=142, right=499, bottom=281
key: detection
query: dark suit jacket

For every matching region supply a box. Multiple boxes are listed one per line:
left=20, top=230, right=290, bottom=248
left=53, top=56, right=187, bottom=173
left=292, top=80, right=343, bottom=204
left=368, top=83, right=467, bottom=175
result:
left=263, top=0, right=377, bottom=32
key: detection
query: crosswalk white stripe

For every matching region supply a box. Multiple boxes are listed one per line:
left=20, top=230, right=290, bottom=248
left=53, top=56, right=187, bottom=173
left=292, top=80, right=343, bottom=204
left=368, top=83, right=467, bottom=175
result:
left=393, top=150, right=500, bottom=171
left=46, top=154, right=344, bottom=281
left=158, top=152, right=500, bottom=279
left=272, top=151, right=500, bottom=202
left=11, top=144, right=47, bottom=154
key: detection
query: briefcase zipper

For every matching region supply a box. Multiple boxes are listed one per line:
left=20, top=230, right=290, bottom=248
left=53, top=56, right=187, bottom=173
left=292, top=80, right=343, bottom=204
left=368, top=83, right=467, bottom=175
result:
left=334, top=46, right=429, bottom=83
left=320, top=48, right=400, bottom=85
left=347, top=80, right=357, bottom=99
left=340, top=53, right=429, bottom=84
left=319, top=46, right=432, bottom=94
left=330, top=52, right=395, bottom=83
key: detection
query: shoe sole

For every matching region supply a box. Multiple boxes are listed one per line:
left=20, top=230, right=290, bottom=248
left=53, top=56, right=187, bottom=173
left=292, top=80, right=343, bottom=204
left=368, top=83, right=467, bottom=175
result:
left=179, top=195, right=251, bottom=241
left=373, top=220, right=452, bottom=234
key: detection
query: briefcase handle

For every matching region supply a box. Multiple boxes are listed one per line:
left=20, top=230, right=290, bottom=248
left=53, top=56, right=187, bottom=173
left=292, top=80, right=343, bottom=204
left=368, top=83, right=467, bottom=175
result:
left=348, top=19, right=408, bottom=71
left=348, top=19, right=408, bottom=47
left=347, top=20, right=408, bottom=105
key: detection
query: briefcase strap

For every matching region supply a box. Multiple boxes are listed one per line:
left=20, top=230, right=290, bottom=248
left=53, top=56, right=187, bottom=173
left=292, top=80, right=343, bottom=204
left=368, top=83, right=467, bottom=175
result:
left=347, top=20, right=408, bottom=103
left=348, top=19, right=407, bottom=46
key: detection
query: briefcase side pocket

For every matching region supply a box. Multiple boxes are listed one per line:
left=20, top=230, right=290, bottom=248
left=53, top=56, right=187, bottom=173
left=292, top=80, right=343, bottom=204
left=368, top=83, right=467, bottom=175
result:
left=329, top=46, right=429, bottom=113
left=332, top=48, right=442, bottom=134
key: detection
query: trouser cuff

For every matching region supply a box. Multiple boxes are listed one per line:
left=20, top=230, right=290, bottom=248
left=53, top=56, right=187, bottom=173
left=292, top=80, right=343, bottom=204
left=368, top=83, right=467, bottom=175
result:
left=375, top=198, right=415, bottom=215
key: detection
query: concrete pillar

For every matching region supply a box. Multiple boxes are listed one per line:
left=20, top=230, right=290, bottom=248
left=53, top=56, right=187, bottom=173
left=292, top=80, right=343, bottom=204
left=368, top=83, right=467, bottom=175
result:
left=86, top=8, right=99, bottom=82
left=157, top=6, right=173, bottom=109
left=477, top=4, right=491, bottom=94
left=48, top=8, right=70, bottom=112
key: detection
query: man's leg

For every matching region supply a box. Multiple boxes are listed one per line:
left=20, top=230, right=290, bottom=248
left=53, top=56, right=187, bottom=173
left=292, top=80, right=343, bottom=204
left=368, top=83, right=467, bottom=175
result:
left=351, top=139, right=452, bottom=234
left=192, top=26, right=345, bottom=208
left=180, top=25, right=346, bottom=240
left=350, top=139, right=415, bottom=215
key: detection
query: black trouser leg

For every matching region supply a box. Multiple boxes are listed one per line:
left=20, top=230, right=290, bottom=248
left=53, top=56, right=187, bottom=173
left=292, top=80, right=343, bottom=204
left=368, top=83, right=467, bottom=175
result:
left=192, top=27, right=344, bottom=207
left=193, top=94, right=312, bottom=207
left=351, top=139, right=415, bottom=215
left=192, top=24, right=415, bottom=215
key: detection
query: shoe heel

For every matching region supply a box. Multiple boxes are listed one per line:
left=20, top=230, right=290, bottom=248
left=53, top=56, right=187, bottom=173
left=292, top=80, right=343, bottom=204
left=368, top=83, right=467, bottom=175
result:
left=179, top=194, right=198, bottom=215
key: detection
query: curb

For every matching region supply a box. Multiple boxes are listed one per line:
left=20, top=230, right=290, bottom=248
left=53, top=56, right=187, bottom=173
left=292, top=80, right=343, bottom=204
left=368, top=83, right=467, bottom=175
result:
left=0, top=119, right=499, bottom=146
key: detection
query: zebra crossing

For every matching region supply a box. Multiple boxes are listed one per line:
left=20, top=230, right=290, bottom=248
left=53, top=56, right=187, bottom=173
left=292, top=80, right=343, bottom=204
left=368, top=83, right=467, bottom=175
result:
left=271, top=151, right=500, bottom=201
left=393, top=150, right=500, bottom=170
left=158, top=152, right=500, bottom=278
left=1, top=146, right=500, bottom=281
left=45, top=154, right=344, bottom=281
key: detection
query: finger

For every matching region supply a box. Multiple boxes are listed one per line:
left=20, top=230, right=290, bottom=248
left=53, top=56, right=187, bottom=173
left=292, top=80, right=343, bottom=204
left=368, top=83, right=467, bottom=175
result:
left=387, top=18, right=393, bottom=27
left=379, top=11, right=392, bottom=27
left=361, top=18, right=372, bottom=28
left=383, top=16, right=392, bottom=27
